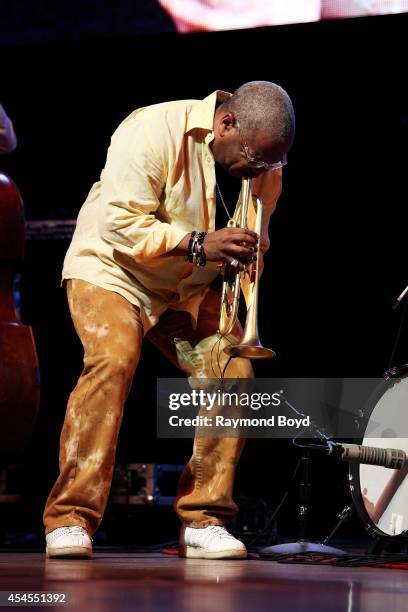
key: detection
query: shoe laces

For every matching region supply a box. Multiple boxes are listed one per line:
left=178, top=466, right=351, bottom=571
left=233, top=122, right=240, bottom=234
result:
left=206, top=526, right=237, bottom=541
left=47, top=525, right=91, bottom=543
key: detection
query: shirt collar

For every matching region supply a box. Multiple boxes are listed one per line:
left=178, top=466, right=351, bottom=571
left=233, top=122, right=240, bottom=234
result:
left=186, top=90, right=231, bottom=138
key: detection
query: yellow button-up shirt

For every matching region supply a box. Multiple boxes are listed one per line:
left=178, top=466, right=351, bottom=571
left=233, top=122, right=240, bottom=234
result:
left=62, top=91, right=282, bottom=333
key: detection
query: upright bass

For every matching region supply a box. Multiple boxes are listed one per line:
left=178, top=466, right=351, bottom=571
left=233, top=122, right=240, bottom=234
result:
left=0, top=172, right=40, bottom=467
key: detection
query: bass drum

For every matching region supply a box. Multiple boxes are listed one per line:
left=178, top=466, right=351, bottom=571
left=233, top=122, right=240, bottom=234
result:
left=349, top=365, right=408, bottom=539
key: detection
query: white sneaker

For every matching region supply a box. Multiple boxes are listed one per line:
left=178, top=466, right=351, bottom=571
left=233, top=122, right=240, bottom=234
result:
left=179, top=525, right=247, bottom=559
left=46, top=526, right=92, bottom=559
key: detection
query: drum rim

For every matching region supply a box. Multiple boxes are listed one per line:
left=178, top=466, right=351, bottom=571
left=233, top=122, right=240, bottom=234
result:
left=349, top=366, right=408, bottom=540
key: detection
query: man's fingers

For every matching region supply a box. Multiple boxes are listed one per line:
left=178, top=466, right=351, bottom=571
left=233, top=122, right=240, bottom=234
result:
left=228, top=257, right=245, bottom=272
left=230, top=233, right=258, bottom=246
left=225, top=245, right=253, bottom=263
left=226, top=227, right=259, bottom=240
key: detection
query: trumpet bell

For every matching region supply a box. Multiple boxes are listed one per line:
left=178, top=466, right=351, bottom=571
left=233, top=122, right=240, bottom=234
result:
left=224, top=342, right=276, bottom=360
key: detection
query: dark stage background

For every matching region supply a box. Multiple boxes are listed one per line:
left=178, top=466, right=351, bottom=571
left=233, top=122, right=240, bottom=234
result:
left=1, top=12, right=407, bottom=546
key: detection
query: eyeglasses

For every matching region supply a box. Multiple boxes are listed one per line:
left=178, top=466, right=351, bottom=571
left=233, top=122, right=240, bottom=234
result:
left=236, top=120, right=287, bottom=171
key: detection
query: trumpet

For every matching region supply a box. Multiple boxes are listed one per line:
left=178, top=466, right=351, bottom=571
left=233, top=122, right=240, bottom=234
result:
left=218, top=178, right=276, bottom=360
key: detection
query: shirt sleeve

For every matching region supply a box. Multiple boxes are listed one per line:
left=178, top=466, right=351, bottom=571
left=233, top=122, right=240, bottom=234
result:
left=98, top=115, right=188, bottom=264
left=0, top=104, right=17, bottom=154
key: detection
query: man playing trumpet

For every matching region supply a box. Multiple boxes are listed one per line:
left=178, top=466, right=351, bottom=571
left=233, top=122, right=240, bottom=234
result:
left=44, top=81, right=295, bottom=560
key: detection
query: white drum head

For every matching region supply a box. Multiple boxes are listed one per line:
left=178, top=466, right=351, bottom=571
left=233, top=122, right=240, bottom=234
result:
left=352, top=374, right=408, bottom=537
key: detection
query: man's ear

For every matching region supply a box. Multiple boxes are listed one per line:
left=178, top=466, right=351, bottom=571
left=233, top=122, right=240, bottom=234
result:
left=219, top=112, right=236, bottom=136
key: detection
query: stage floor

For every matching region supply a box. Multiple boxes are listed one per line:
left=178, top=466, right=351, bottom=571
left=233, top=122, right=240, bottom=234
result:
left=1, top=551, right=407, bottom=611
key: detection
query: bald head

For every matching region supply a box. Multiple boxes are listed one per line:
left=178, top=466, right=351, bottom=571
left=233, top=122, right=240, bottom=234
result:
left=221, top=81, right=295, bottom=148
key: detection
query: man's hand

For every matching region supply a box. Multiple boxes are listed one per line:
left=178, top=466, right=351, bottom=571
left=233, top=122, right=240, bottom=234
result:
left=204, top=227, right=258, bottom=265
left=168, top=227, right=258, bottom=266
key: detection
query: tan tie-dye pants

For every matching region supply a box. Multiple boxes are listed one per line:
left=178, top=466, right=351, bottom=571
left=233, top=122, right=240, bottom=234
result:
left=43, top=279, right=253, bottom=535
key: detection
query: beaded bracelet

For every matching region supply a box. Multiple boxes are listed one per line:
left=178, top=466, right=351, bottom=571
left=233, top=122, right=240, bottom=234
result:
left=187, top=230, right=207, bottom=267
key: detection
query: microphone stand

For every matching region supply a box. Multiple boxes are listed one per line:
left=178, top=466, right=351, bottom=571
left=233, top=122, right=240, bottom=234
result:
left=260, top=393, right=346, bottom=556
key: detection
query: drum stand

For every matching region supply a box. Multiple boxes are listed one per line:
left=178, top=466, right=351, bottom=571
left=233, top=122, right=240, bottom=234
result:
left=260, top=393, right=346, bottom=556
left=260, top=449, right=346, bottom=555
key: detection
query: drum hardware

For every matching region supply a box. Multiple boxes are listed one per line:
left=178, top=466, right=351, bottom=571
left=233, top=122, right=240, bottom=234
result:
left=260, top=447, right=347, bottom=556
left=321, top=504, right=354, bottom=546
left=392, top=283, right=408, bottom=310
left=387, top=280, right=408, bottom=371
left=260, top=391, right=347, bottom=556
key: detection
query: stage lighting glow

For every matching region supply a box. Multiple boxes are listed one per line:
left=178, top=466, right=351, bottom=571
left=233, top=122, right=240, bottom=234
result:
left=156, top=0, right=408, bottom=33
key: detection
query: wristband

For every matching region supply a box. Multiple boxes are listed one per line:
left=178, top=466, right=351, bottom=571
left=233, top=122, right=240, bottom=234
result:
left=187, top=230, right=207, bottom=267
